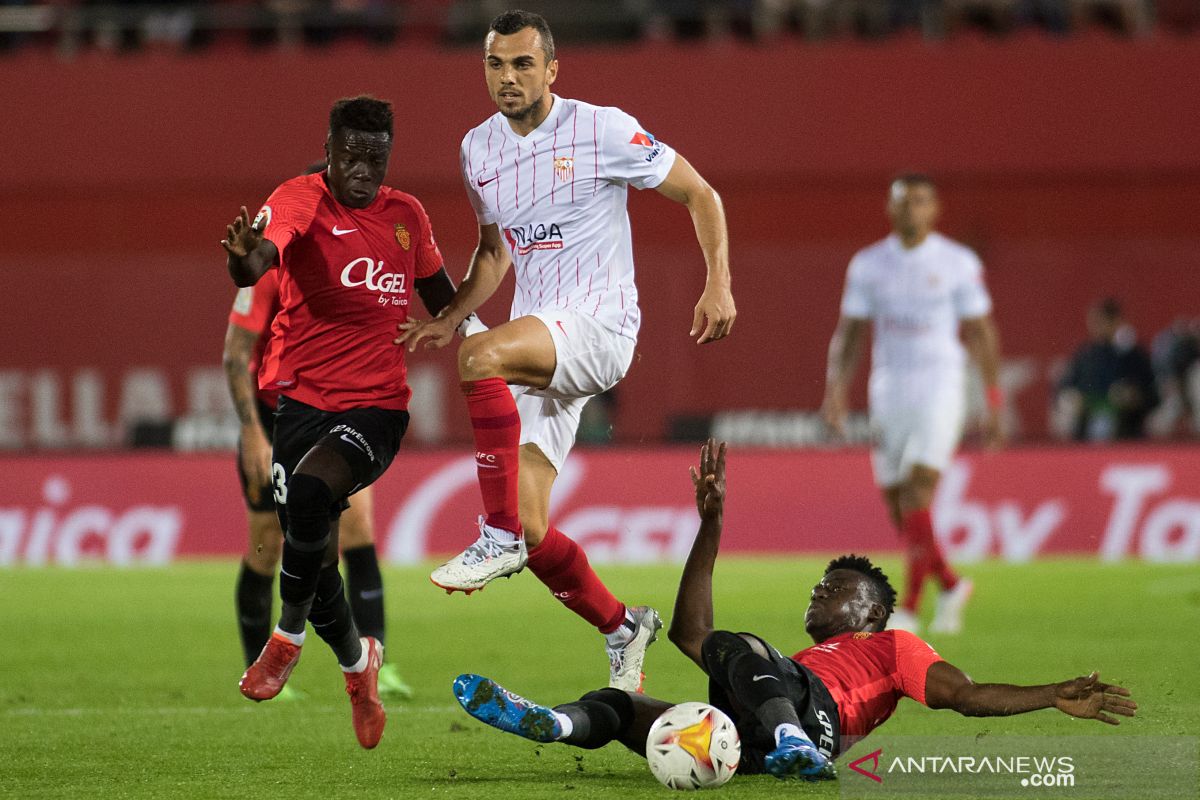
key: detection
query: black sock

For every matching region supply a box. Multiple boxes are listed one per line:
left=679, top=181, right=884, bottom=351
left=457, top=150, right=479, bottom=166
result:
left=342, top=544, right=385, bottom=645
left=235, top=563, right=274, bottom=666
left=308, top=562, right=363, bottom=667
left=554, top=688, right=635, bottom=749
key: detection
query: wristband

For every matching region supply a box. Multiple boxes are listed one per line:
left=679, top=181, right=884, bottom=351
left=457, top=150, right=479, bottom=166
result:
left=985, top=385, right=1004, bottom=410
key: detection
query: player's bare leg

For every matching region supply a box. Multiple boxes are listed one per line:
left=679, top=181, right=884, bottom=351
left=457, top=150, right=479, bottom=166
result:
left=430, top=317, right=556, bottom=592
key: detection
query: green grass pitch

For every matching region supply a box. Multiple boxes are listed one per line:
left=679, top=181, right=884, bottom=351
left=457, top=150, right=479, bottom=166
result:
left=3, top=558, right=1198, bottom=799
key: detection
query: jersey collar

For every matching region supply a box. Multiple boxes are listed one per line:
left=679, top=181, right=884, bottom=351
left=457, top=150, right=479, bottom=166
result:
left=509, top=94, right=564, bottom=143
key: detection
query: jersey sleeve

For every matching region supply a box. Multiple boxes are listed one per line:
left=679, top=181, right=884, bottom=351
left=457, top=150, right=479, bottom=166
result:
left=460, top=138, right=497, bottom=225
left=228, top=269, right=280, bottom=336
left=255, top=180, right=318, bottom=255
left=892, top=630, right=944, bottom=706
left=599, top=107, right=677, bottom=190
left=840, top=253, right=874, bottom=318
left=952, top=249, right=993, bottom=319
left=409, top=198, right=445, bottom=279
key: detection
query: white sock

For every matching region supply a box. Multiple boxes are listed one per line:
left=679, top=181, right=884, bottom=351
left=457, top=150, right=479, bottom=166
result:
left=553, top=711, right=573, bottom=739
left=775, top=723, right=806, bottom=746
left=485, top=525, right=520, bottom=544
left=603, top=610, right=637, bottom=647
left=341, top=639, right=370, bottom=673
left=273, top=626, right=305, bottom=646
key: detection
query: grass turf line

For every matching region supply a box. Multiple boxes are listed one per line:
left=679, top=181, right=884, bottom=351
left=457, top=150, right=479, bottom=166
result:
left=2, top=558, right=1197, bottom=799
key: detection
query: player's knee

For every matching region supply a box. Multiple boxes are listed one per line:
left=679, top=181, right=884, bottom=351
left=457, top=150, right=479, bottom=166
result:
left=458, top=336, right=503, bottom=381
left=285, top=473, right=337, bottom=545
left=700, top=630, right=752, bottom=678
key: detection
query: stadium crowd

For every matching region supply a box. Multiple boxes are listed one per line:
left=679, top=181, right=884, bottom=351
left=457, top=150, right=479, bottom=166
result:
left=1, top=0, right=1197, bottom=54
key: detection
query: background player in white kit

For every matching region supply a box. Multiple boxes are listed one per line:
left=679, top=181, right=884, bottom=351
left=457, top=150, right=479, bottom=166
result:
left=398, top=10, right=735, bottom=691
left=822, top=174, right=1003, bottom=635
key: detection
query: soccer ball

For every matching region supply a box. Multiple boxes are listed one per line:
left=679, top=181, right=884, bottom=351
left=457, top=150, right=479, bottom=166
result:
left=645, top=702, right=740, bottom=790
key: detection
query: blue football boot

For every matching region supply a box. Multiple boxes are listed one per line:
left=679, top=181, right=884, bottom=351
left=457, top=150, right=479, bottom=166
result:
left=452, top=673, right=563, bottom=743
left=764, top=735, right=838, bottom=781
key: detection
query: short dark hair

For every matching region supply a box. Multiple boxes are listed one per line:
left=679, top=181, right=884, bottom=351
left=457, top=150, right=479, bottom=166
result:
left=892, top=173, right=937, bottom=192
left=826, top=554, right=897, bottom=616
left=1094, top=297, right=1122, bottom=320
left=329, top=95, right=393, bottom=139
left=489, top=9, right=555, bottom=62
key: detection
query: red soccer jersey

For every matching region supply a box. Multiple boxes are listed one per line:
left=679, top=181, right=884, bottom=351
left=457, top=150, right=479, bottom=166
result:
left=253, top=172, right=443, bottom=411
left=228, top=268, right=283, bottom=409
left=793, top=630, right=943, bottom=745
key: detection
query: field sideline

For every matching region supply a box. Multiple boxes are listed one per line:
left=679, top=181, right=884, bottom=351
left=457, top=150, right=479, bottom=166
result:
left=3, top=558, right=1197, bottom=799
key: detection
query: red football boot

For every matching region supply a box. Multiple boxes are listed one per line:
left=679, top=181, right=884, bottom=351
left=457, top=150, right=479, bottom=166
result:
left=345, top=637, right=386, bottom=749
left=240, top=633, right=302, bottom=701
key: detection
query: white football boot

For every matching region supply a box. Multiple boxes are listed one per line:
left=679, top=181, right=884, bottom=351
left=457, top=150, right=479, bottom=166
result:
left=929, top=578, right=974, bottom=635
left=430, top=517, right=528, bottom=594
left=886, top=607, right=921, bottom=634
left=606, top=606, right=663, bottom=693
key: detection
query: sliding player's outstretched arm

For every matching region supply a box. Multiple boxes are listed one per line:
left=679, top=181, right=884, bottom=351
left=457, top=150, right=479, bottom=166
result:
left=668, top=439, right=727, bottom=667
left=925, top=662, right=1137, bottom=725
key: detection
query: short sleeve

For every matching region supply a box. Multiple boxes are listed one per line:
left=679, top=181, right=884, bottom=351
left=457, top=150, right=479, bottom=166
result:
left=840, top=254, right=874, bottom=318
left=409, top=198, right=445, bottom=279
left=893, top=630, right=944, bottom=706
left=952, top=250, right=992, bottom=319
left=255, top=180, right=318, bottom=255
left=461, top=139, right=497, bottom=225
left=228, top=269, right=280, bottom=336
left=599, top=108, right=677, bottom=190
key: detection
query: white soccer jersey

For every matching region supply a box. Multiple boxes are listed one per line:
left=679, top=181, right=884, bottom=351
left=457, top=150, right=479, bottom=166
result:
left=460, top=95, right=677, bottom=340
left=840, top=232, right=992, bottom=409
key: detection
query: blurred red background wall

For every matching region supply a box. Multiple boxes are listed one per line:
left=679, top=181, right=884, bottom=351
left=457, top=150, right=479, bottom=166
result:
left=1, top=35, right=1197, bottom=447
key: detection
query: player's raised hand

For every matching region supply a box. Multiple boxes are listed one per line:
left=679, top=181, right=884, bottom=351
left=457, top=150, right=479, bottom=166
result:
left=394, top=316, right=456, bottom=352
left=691, top=284, right=736, bottom=345
left=689, top=438, right=727, bottom=519
left=220, top=206, right=264, bottom=258
left=1053, top=672, right=1137, bottom=725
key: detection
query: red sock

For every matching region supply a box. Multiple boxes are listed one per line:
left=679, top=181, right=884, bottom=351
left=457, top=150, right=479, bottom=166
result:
left=462, top=378, right=522, bottom=535
left=527, top=527, right=626, bottom=632
left=901, top=509, right=937, bottom=612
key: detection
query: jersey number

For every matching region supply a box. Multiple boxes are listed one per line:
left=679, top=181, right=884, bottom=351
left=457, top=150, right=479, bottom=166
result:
left=272, top=463, right=288, bottom=505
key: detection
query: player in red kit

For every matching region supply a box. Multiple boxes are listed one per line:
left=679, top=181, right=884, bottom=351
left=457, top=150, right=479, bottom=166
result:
left=451, top=441, right=1136, bottom=781
left=222, top=267, right=412, bottom=701
left=220, top=96, right=461, bottom=748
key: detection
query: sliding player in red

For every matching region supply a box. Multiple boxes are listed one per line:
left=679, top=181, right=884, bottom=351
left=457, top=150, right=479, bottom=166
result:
left=453, top=441, right=1135, bottom=781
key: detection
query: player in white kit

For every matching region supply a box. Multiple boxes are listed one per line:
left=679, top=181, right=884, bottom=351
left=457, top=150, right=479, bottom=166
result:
left=822, top=175, right=1003, bottom=635
left=397, top=10, right=735, bottom=691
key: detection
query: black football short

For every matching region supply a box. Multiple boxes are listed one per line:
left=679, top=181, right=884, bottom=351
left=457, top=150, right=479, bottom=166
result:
left=707, top=632, right=842, bottom=775
left=270, top=394, right=409, bottom=525
left=236, top=398, right=279, bottom=513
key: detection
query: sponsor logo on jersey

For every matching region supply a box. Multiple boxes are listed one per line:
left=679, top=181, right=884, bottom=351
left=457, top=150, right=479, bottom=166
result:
left=476, top=171, right=499, bottom=187
left=395, top=224, right=411, bottom=250
left=340, top=256, right=408, bottom=294
left=854, top=631, right=873, bottom=639
left=553, top=156, right=574, bottom=182
left=629, top=130, right=666, bottom=163
left=252, top=205, right=272, bottom=231
left=503, top=222, right=564, bottom=256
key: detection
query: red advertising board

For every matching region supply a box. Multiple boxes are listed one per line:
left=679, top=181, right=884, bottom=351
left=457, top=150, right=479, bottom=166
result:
left=1, top=444, right=1197, bottom=566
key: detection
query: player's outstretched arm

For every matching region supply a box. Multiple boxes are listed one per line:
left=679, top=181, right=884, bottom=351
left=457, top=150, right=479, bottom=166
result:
left=822, top=316, right=869, bottom=438
left=668, top=439, right=728, bottom=667
left=654, top=156, right=735, bottom=345
left=220, top=206, right=279, bottom=287
left=925, top=661, right=1137, bottom=725
left=396, top=223, right=511, bottom=351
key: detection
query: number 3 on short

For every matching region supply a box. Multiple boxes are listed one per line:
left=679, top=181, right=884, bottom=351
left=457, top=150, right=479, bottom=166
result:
left=272, top=463, right=288, bottom=504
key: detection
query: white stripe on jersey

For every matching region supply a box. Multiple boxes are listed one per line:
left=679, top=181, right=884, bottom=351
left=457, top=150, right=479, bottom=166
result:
left=460, top=95, right=677, bottom=340
left=839, top=232, right=993, bottom=409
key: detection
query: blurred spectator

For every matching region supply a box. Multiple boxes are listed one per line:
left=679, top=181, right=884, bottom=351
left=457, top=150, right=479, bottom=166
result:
left=1148, top=317, right=1200, bottom=438
left=1053, top=298, right=1159, bottom=441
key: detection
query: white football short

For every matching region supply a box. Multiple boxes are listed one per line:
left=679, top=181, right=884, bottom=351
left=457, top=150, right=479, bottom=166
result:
left=511, top=311, right=636, bottom=472
left=869, top=386, right=966, bottom=487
